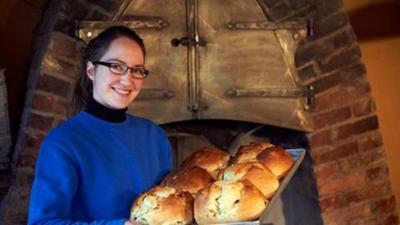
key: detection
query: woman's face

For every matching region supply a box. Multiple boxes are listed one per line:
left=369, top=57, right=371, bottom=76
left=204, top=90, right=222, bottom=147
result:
left=86, top=36, right=145, bottom=109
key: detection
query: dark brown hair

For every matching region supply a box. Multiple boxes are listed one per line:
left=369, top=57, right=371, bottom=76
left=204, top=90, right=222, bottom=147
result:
left=71, top=26, right=146, bottom=114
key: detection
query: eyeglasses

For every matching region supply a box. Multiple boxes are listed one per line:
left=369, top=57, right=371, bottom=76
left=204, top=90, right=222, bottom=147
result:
left=93, top=61, right=149, bottom=79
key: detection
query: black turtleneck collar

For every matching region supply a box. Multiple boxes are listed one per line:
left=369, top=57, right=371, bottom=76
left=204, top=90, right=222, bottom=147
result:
left=84, top=97, right=127, bottom=123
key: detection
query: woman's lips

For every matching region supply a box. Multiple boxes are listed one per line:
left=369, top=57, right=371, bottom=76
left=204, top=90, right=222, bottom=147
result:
left=112, top=87, right=132, bottom=96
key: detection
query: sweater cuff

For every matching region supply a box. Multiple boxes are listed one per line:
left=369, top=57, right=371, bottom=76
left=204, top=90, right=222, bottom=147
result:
left=110, top=218, right=127, bottom=225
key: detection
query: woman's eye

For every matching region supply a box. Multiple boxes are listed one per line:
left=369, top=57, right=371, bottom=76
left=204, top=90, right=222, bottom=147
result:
left=111, top=63, right=125, bottom=71
left=132, top=67, right=143, bottom=74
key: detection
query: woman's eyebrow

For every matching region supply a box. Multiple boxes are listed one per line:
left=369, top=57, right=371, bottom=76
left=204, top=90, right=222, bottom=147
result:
left=104, top=58, right=126, bottom=64
left=105, top=58, right=145, bottom=67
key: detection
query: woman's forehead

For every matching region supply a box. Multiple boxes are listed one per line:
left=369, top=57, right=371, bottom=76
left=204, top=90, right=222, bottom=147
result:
left=101, top=37, right=144, bottom=64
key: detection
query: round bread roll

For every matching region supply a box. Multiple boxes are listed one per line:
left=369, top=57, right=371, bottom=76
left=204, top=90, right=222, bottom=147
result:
left=219, top=162, right=279, bottom=199
left=181, top=147, right=230, bottom=179
left=161, top=166, right=214, bottom=195
left=194, top=180, right=267, bottom=225
left=231, top=142, right=274, bottom=164
left=256, top=146, right=293, bottom=179
left=130, top=186, right=194, bottom=225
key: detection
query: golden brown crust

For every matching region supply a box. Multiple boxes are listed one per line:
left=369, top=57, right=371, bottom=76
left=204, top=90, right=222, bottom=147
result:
left=256, top=146, right=293, bottom=179
left=220, top=162, right=279, bottom=199
left=161, top=166, right=214, bottom=195
left=194, top=180, right=267, bottom=224
left=231, top=142, right=274, bottom=164
left=181, top=147, right=230, bottom=179
left=130, top=186, right=194, bottom=225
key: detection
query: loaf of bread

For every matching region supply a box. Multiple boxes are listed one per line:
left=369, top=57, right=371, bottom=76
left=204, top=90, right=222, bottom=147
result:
left=161, top=166, right=214, bottom=195
left=219, top=162, right=279, bottom=199
left=194, top=180, right=267, bottom=225
left=181, top=147, right=230, bottom=179
left=232, top=143, right=293, bottom=179
left=231, top=142, right=274, bottom=164
left=130, top=186, right=193, bottom=225
left=256, top=146, right=293, bottom=179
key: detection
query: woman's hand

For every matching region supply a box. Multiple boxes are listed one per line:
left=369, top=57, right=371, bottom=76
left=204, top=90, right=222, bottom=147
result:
left=124, top=220, right=141, bottom=225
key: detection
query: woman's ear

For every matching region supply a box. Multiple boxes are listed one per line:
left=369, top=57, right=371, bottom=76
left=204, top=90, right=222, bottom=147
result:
left=86, top=61, right=95, bottom=81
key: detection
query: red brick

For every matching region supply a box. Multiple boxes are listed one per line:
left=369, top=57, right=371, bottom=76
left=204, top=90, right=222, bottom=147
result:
left=338, top=148, right=386, bottom=173
left=360, top=148, right=386, bottom=166
left=359, top=214, right=399, bottom=225
left=27, top=113, right=54, bottom=132
left=337, top=155, right=363, bottom=173
left=36, top=73, right=70, bottom=97
left=348, top=80, right=372, bottom=99
left=297, top=63, right=317, bottom=82
left=349, top=217, right=375, bottom=225
left=313, top=106, right=352, bottom=129
left=332, top=29, right=358, bottom=49
left=41, top=54, right=77, bottom=78
left=357, top=132, right=383, bottom=152
left=371, top=196, right=396, bottom=214
left=320, top=194, right=346, bottom=212
left=352, top=98, right=375, bottom=117
left=315, top=161, right=339, bottom=181
left=366, top=165, right=389, bottom=181
left=16, top=153, right=37, bottom=168
left=295, top=43, right=331, bottom=67
left=311, top=71, right=342, bottom=94
left=32, top=93, right=55, bottom=110
left=32, top=93, right=67, bottom=116
left=16, top=144, right=41, bottom=168
left=23, top=132, right=45, bottom=149
left=315, top=141, right=358, bottom=163
left=53, top=118, right=67, bottom=127
left=320, top=0, right=342, bottom=16
left=310, top=129, right=333, bottom=148
left=321, top=202, right=371, bottom=224
left=360, top=181, right=392, bottom=199
left=318, top=172, right=365, bottom=196
left=342, top=63, right=367, bottom=84
left=344, top=181, right=392, bottom=205
left=315, top=11, right=349, bottom=38
left=319, top=47, right=361, bottom=73
left=48, top=33, right=77, bottom=59
left=314, top=86, right=351, bottom=112
left=334, top=116, right=379, bottom=140
left=54, top=99, right=68, bottom=116
left=382, top=214, right=399, bottom=225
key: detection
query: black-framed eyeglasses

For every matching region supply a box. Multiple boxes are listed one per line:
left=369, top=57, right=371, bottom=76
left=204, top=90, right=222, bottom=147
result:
left=92, top=61, right=149, bottom=79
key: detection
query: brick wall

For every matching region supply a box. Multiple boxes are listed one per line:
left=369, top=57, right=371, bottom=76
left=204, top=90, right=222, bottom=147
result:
left=0, top=0, right=398, bottom=224
left=0, top=0, right=123, bottom=224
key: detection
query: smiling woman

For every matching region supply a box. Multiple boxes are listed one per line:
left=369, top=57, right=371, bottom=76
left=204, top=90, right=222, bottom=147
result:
left=86, top=36, right=146, bottom=110
left=27, top=26, right=173, bottom=225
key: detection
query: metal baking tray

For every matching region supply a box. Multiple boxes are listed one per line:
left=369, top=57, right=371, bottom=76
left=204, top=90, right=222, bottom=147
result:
left=212, top=148, right=306, bottom=225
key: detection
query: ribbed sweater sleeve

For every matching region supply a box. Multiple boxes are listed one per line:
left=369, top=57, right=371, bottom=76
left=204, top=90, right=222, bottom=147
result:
left=28, top=136, right=126, bottom=225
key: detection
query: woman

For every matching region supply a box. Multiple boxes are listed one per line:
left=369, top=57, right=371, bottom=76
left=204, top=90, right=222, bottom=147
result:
left=28, top=26, right=172, bottom=225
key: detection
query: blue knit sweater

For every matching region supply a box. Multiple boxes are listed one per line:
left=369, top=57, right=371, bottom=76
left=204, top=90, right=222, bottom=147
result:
left=28, top=111, right=173, bottom=225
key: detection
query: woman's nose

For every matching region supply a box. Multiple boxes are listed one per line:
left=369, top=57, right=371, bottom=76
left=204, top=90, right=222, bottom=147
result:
left=119, top=73, right=134, bottom=84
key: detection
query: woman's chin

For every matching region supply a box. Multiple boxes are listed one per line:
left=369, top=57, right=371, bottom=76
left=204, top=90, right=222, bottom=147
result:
left=109, top=102, right=130, bottom=109
left=109, top=93, right=138, bottom=109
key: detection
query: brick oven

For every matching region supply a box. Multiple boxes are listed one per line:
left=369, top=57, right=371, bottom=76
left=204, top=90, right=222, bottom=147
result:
left=0, top=0, right=398, bottom=225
